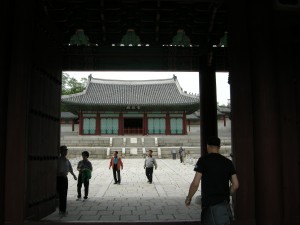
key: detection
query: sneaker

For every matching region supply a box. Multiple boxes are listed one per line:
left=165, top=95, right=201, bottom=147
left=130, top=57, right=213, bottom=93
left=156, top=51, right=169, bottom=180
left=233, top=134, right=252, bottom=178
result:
left=114, top=182, right=117, bottom=184
left=84, top=196, right=88, bottom=200
left=76, top=196, right=82, bottom=200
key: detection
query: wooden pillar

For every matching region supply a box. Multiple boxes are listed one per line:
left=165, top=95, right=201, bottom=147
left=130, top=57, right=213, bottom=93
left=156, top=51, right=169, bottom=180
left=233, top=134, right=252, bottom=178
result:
left=228, top=1, right=300, bottom=224
left=183, top=111, right=187, bottom=135
left=118, top=112, right=123, bottom=135
left=166, top=112, right=170, bottom=135
left=96, top=112, right=100, bottom=135
left=143, top=113, right=148, bottom=135
left=228, top=1, right=256, bottom=224
left=276, top=25, right=300, bottom=225
left=199, top=53, right=218, bottom=155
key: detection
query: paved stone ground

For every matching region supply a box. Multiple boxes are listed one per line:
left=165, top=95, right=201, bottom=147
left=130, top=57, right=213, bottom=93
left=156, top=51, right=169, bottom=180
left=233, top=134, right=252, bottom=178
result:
left=43, top=158, right=201, bottom=222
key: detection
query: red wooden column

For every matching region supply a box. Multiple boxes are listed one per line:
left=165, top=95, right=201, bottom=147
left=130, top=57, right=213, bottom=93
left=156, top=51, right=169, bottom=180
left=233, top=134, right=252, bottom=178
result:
left=79, top=111, right=83, bottom=135
left=96, top=112, right=100, bottom=135
left=166, top=112, right=170, bottom=135
left=143, top=113, right=148, bottom=135
left=228, top=1, right=296, bottom=225
left=199, top=53, right=218, bottom=155
left=228, top=1, right=256, bottom=224
left=118, top=112, right=123, bottom=135
left=276, top=27, right=300, bottom=225
left=183, top=111, right=187, bottom=135
left=240, top=4, right=283, bottom=224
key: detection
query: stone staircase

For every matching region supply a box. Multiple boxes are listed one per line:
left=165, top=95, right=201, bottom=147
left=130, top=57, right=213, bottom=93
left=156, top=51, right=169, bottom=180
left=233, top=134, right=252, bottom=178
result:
left=61, top=135, right=231, bottom=159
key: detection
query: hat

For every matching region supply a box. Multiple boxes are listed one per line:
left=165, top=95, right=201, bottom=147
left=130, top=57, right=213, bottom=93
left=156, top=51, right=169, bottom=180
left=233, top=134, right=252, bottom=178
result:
left=207, top=136, right=221, bottom=147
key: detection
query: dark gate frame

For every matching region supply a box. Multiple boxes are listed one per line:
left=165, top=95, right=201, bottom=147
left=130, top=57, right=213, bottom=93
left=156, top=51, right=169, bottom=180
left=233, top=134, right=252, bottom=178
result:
left=2, top=1, right=300, bottom=225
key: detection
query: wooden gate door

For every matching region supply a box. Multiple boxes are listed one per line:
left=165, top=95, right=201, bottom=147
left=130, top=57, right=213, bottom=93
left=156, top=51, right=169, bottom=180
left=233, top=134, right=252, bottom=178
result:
left=3, top=0, right=63, bottom=223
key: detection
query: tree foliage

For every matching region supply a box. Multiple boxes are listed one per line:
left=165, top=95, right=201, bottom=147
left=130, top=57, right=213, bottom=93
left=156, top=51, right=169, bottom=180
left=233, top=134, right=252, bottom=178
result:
left=61, top=73, right=88, bottom=112
left=62, top=73, right=87, bottom=95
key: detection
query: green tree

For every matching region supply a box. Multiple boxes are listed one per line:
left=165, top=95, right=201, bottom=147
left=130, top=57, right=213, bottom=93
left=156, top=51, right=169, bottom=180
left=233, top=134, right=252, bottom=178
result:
left=62, top=73, right=87, bottom=95
left=61, top=73, right=88, bottom=111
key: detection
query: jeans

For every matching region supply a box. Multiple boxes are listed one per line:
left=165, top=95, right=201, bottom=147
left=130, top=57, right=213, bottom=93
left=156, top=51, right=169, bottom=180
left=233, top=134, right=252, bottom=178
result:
left=201, top=201, right=233, bottom=225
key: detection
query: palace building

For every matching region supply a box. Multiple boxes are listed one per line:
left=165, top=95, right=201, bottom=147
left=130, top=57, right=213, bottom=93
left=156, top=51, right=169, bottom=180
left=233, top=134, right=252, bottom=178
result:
left=61, top=75, right=200, bottom=135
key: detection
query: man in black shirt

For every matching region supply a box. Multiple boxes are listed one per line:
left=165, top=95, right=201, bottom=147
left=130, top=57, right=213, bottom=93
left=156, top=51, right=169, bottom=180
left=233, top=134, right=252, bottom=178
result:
left=185, top=136, right=239, bottom=225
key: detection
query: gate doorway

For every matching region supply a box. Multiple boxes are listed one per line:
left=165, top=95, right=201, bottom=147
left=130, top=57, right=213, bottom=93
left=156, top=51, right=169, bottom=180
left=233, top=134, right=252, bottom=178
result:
left=123, top=118, right=143, bottom=135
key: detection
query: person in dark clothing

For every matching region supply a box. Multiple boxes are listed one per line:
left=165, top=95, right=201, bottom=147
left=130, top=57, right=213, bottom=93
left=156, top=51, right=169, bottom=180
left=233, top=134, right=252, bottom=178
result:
left=57, top=146, right=77, bottom=216
left=179, top=146, right=184, bottom=163
left=77, top=151, right=93, bottom=200
left=185, top=136, right=239, bottom=225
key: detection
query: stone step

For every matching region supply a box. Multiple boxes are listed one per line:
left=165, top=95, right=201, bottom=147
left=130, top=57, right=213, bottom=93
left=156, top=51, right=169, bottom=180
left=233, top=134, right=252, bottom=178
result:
left=65, top=146, right=230, bottom=160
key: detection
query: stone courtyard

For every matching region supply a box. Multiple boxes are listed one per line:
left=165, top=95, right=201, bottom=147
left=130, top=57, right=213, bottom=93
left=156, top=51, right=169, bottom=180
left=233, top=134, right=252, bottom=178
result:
left=43, top=158, right=202, bottom=222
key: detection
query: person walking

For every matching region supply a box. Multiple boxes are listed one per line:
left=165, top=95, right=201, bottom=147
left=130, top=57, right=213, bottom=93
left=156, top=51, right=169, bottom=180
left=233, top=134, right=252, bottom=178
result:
left=109, top=151, right=123, bottom=184
left=179, top=146, right=185, bottom=163
left=185, top=136, right=239, bottom=225
left=57, top=146, right=77, bottom=216
left=77, top=151, right=93, bottom=200
left=144, top=150, right=157, bottom=184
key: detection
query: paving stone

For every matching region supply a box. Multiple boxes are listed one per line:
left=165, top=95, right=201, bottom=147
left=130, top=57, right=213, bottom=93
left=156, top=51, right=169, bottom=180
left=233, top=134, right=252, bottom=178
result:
left=157, top=214, right=176, bottom=220
left=42, top=159, right=201, bottom=222
left=79, top=210, right=98, bottom=216
left=99, top=215, right=120, bottom=221
left=79, top=215, right=100, bottom=221
left=120, top=215, right=140, bottom=221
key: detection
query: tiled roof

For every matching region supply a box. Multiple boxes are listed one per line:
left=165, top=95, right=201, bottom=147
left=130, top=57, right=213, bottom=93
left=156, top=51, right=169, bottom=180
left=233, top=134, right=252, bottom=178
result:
left=61, top=112, right=78, bottom=119
left=186, top=113, right=200, bottom=120
left=62, top=76, right=199, bottom=112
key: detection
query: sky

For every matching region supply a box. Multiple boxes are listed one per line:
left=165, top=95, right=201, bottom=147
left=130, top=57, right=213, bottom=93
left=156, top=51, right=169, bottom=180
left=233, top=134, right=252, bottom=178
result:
left=64, top=71, right=230, bottom=105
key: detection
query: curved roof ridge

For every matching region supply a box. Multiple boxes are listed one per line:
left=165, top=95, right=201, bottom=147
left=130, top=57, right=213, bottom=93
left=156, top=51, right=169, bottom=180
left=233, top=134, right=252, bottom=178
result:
left=90, top=76, right=176, bottom=85
left=173, top=76, right=199, bottom=99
